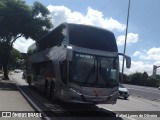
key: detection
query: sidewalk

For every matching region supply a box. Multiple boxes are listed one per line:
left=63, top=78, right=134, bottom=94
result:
left=0, top=74, right=41, bottom=119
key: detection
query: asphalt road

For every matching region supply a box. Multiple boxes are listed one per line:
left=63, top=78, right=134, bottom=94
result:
left=9, top=72, right=160, bottom=120
left=124, top=84, right=160, bottom=102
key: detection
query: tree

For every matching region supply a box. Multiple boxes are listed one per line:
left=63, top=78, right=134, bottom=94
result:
left=119, top=72, right=130, bottom=83
left=145, top=76, right=159, bottom=87
left=141, top=72, right=148, bottom=86
left=9, top=48, right=23, bottom=70
left=123, top=72, right=160, bottom=87
left=0, top=0, right=53, bottom=79
left=130, top=72, right=142, bottom=85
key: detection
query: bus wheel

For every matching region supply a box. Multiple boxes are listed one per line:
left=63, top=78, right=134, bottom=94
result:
left=44, top=80, right=49, bottom=97
left=50, top=81, right=56, bottom=102
left=27, top=76, right=32, bottom=87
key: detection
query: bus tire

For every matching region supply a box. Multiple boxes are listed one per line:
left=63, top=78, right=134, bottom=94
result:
left=50, top=81, right=56, bottom=102
left=44, top=79, right=49, bottom=97
left=27, top=76, right=32, bottom=87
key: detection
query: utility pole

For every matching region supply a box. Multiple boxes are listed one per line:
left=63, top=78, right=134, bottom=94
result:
left=121, top=0, right=131, bottom=82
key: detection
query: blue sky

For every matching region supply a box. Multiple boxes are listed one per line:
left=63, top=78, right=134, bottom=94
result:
left=14, top=0, right=160, bottom=75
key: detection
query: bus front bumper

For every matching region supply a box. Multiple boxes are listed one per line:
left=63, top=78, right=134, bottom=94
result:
left=69, top=91, right=119, bottom=104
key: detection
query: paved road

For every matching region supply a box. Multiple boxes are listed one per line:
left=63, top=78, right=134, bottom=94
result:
left=124, top=84, right=160, bottom=102
left=9, top=72, right=160, bottom=120
left=99, top=97, right=160, bottom=120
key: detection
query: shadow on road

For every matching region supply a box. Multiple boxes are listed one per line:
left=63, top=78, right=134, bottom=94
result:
left=19, top=85, right=123, bottom=120
left=52, top=102, right=118, bottom=117
left=0, top=80, right=18, bottom=91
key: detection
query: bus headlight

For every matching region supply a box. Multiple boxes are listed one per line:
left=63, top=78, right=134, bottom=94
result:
left=109, top=90, right=119, bottom=97
left=69, top=87, right=82, bottom=96
left=67, top=46, right=73, bottom=49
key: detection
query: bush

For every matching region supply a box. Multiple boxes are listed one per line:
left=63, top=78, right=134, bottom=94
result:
left=144, top=76, right=159, bottom=87
left=122, top=72, right=160, bottom=88
left=130, top=72, right=142, bottom=85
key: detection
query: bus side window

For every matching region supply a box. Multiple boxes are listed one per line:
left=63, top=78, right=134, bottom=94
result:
left=60, top=61, right=67, bottom=84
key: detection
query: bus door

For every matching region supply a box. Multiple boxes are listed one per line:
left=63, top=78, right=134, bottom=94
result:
left=32, top=63, right=45, bottom=91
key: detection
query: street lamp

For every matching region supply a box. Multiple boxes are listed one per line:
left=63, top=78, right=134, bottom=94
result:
left=153, top=65, right=160, bottom=76
left=121, top=0, right=131, bottom=82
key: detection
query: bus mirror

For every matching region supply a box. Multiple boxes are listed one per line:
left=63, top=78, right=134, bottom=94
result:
left=66, top=49, right=73, bottom=61
left=125, top=56, right=131, bottom=68
left=118, top=53, right=131, bottom=68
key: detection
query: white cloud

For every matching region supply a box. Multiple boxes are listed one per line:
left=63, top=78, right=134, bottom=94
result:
left=13, top=37, right=35, bottom=53
left=117, top=33, right=139, bottom=46
left=129, top=47, right=160, bottom=75
left=147, top=47, right=160, bottom=55
left=134, top=47, right=160, bottom=61
left=47, top=5, right=126, bottom=31
left=13, top=6, right=126, bottom=54
left=125, top=61, right=153, bottom=75
left=133, top=51, right=141, bottom=57
left=119, top=60, right=159, bottom=76
left=154, top=61, right=160, bottom=66
left=145, top=47, right=160, bottom=60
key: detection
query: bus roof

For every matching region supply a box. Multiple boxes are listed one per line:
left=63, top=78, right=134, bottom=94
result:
left=68, top=23, right=117, bottom=52
left=29, top=23, right=118, bottom=53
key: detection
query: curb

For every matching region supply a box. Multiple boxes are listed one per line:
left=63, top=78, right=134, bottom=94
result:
left=8, top=74, right=53, bottom=120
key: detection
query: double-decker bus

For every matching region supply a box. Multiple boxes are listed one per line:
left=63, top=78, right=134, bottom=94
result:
left=26, top=23, right=131, bottom=104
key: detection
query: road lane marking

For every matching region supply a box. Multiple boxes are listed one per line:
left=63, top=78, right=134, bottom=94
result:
left=97, top=105, right=137, bottom=120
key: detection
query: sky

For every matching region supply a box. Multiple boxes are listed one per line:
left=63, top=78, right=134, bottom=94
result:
left=13, top=0, right=160, bottom=75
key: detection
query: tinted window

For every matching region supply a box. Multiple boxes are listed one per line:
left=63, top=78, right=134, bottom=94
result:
left=70, top=52, right=119, bottom=88
left=38, top=24, right=66, bottom=51
left=68, top=24, right=118, bottom=52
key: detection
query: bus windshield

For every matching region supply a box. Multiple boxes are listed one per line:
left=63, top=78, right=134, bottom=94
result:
left=70, top=52, right=119, bottom=87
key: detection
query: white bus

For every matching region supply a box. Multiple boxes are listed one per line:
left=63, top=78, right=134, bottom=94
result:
left=26, top=23, right=131, bottom=104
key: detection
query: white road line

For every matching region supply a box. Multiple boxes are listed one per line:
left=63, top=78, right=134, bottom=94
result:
left=97, top=105, right=137, bottom=120
left=9, top=76, right=55, bottom=120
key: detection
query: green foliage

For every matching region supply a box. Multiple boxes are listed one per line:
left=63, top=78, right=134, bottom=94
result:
left=0, top=0, right=53, bottom=41
left=9, top=48, right=23, bottom=69
left=32, top=1, right=49, bottom=17
left=130, top=72, right=142, bottom=85
left=0, top=0, right=53, bottom=79
left=119, top=73, right=130, bottom=83
left=10, top=48, right=22, bottom=59
left=123, top=72, right=160, bottom=88
left=144, top=76, right=159, bottom=87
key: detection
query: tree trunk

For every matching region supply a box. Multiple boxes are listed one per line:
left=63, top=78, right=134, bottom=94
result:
left=1, top=47, right=10, bottom=80
left=0, top=40, right=12, bottom=80
left=3, top=62, right=9, bottom=80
